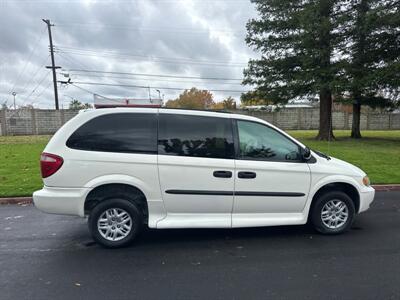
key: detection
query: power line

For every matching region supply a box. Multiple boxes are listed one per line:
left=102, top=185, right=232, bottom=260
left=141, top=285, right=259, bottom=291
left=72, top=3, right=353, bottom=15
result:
left=55, top=23, right=245, bottom=36
left=8, top=26, right=47, bottom=94
left=31, top=81, right=52, bottom=105
left=21, top=70, right=51, bottom=104
left=59, top=51, right=247, bottom=66
left=65, top=72, right=246, bottom=85
left=71, top=81, right=251, bottom=93
left=56, top=51, right=90, bottom=69
left=57, top=50, right=247, bottom=68
left=17, top=54, right=50, bottom=107
left=65, top=69, right=243, bottom=81
left=55, top=48, right=247, bottom=67
left=56, top=45, right=247, bottom=64
left=70, top=83, right=113, bottom=100
left=70, top=83, right=134, bottom=105
left=18, top=54, right=50, bottom=96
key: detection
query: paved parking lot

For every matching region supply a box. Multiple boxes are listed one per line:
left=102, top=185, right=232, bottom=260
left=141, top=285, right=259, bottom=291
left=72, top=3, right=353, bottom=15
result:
left=1, top=191, right=399, bottom=300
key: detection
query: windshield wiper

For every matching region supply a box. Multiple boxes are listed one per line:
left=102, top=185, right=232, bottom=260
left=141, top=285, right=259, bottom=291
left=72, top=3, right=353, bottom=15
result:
left=313, top=149, right=331, bottom=160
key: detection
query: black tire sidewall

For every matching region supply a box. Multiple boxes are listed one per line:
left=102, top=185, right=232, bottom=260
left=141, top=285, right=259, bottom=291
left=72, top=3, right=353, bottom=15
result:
left=88, top=198, right=143, bottom=248
left=311, top=191, right=355, bottom=234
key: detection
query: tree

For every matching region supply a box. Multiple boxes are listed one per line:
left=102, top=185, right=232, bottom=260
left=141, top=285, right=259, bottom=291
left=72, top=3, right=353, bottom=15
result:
left=244, top=0, right=343, bottom=140
left=1, top=101, right=8, bottom=110
left=338, top=0, right=400, bottom=138
left=240, top=90, right=273, bottom=106
left=165, top=88, right=215, bottom=109
left=209, top=97, right=237, bottom=110
left=69, top=100, right=93, bottom=110
left=222, top=96, right=237, bottom=109
left=82, top=103, right=93, bottom=109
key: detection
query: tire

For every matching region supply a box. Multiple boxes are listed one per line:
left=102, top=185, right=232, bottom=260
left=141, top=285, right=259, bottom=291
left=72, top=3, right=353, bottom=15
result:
left=88, top=198, right=143, bottom=248
left=311, top=191, right=355, bottom=234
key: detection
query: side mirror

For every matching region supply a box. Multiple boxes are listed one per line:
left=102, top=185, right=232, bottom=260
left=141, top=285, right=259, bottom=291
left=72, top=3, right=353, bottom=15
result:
left=301, top=147, right=312, bottom=161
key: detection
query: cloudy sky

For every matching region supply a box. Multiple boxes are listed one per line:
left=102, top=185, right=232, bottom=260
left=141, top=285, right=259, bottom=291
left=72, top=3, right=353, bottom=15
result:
left=0, top=0, right=258, bottom=109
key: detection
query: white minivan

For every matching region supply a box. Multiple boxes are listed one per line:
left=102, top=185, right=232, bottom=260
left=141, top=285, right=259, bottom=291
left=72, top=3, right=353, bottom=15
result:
left=33, top=108, right=375, bottom=248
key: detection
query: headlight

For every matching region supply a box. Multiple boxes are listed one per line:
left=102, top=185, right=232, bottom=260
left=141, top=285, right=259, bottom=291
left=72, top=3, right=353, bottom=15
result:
left=362, top=176, right=370, bottom=186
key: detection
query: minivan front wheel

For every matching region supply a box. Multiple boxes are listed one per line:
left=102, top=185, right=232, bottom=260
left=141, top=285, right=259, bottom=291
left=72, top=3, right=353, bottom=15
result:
left=88, top=199, right=143, bottom=248
left=311, top=191, right=355, bottom=234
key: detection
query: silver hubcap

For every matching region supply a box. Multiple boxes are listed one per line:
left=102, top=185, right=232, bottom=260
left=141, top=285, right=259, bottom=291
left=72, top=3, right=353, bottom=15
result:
left=97, top=208, right=132, bottom=241
left=321, top=200, right=349, bottom=229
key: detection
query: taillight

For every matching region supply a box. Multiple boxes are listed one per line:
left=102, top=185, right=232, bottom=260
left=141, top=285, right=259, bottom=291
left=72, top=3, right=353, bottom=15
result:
left=40, top=152, right=64, bottom=178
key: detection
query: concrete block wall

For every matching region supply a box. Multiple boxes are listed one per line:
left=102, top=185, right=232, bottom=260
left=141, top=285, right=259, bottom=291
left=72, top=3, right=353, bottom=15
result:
left=368, top=113, right=393, bottom=130
left=275, top=109, right=299, bottom=129
left=4, top=109, right=34, bottom=135
left=35, top=110, right=63, bottom=135
left=300, top=109, right=320, bottom=130
left=0, top=108, right=399, bottom=136
left=0, top=109, right=79, bottom=136
left=390, top=114, right=400, bottom=129
left=240, top=110, right=274, bottom=123
left=64, top=110, right=79, bottom=123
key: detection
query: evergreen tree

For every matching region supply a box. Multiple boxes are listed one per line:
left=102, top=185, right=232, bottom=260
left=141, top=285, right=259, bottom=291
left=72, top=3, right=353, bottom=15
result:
left=244, top=0, right=342, bottom=140
left=338, top=0, right=400, bottom=138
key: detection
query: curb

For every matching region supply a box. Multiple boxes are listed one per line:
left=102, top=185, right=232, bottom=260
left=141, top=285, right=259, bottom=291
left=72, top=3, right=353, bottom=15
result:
left=0, top=197, right=33, bottom=205
left=371, top=184, right=400, bottom=192
left=1, top=184, right=400, bottom=205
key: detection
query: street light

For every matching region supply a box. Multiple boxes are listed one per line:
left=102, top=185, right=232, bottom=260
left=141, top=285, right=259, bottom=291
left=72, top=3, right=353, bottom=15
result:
left=12, top=92, right=16, bottom=109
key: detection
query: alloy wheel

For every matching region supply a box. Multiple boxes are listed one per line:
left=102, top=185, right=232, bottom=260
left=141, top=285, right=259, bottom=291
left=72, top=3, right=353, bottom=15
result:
left=321, top=199, right=349, bottom=229
left=97, top=208, right=132, bottom=241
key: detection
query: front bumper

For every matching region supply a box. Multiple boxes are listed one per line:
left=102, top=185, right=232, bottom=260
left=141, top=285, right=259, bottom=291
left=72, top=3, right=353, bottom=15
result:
left=358, top=186, right=375, bottom=213
left=33, top=186, right=89, bottom=217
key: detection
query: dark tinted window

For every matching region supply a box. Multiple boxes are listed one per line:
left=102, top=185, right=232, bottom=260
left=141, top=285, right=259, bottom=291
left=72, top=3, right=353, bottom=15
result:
left=237, top=120, right=301, bottom=161
left=158, top=114, right=234, bottom=159
left=66, top=113, right=157, bottom=154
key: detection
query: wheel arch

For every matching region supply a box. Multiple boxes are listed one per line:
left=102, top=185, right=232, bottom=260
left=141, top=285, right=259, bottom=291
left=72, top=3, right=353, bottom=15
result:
left=84, top=183, right=149, bottom=224
left=309, top=182, right=360, bottom=216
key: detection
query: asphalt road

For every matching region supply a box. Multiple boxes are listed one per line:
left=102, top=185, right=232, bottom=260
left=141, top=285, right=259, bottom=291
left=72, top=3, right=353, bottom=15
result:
left=1, top=191, right=399, bottom=300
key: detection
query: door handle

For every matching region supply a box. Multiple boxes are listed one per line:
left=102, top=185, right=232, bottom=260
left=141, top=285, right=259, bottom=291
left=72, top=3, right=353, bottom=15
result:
left=213, top=170, right=232, bottom=178
left=238, top=171, right=257, bottom=179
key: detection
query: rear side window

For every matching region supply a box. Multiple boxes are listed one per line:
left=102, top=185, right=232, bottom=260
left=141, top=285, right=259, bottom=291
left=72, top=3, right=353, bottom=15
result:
left=158, top=114, right=234, bottom=159
left=66, top=113, right=157, bottom=154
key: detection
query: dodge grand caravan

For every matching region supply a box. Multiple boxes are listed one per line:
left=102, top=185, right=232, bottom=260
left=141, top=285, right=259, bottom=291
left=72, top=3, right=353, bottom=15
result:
left=33, top=108, right=375, bottom=248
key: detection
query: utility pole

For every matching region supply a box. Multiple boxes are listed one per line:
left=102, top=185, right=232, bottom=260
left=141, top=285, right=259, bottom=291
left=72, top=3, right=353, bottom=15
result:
left=42, top=19, right=61, bottom=110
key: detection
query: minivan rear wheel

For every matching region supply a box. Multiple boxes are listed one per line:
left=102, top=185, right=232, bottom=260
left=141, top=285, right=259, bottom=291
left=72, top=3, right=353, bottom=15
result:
left=88, top=199, right=143, bottom=248
left=311, top=191, right=355, bottom=234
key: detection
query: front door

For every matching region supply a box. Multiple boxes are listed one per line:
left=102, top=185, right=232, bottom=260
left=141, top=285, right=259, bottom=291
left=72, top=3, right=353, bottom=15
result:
left=232, top=119, right=311, bottom=227
left=157, top=112, right=235, bottom=228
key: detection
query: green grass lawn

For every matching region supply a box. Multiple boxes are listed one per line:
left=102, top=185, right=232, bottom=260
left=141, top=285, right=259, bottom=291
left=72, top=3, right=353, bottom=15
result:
left=288, top=130, right=400, bottom=185
left=0, top=135, right=50, bottom=197
left=0, top=131, right=399, bottom=197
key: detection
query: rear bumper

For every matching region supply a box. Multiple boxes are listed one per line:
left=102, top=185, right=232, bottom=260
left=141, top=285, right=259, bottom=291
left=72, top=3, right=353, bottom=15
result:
left=358, top=186, right=375, bottom=213
left=33, top=186, right=89, bottom=217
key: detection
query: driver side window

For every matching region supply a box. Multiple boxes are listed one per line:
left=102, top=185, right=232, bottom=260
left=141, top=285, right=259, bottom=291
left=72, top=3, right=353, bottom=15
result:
left=237, top=120, right=301, bottom=162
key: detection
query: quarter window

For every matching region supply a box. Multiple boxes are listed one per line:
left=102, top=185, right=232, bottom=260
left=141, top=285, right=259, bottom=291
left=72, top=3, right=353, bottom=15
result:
left=66, top=113, right=157, bottom=154
left=237, top=120, right=301, bottom=161
left=158, top=114, right=234, bottom=159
